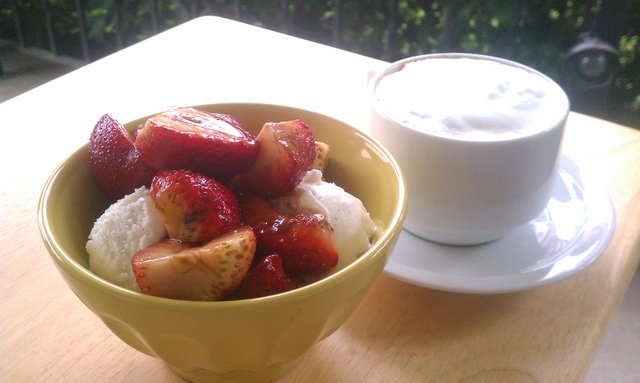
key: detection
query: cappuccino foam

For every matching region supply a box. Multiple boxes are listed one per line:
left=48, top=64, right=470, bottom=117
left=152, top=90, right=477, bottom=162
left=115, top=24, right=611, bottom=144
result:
left=374, top=57, right=568, bottom=141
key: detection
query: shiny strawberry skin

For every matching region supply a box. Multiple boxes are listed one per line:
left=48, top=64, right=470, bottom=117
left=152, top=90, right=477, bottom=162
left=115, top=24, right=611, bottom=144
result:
left=253, top=213, right=338, bottom=275
left=150, top=170, right=241, bottom=243
left=135, top=107, right=257, bottom=180
left=238, top=193, right=283, bottom=227
left=232, top=254, right=296, bottom=299
left=234, top=119, right=316, bottom=197
left=132, top=227, right=256, bottom=301
left=88, top=114, right=157, bottom=200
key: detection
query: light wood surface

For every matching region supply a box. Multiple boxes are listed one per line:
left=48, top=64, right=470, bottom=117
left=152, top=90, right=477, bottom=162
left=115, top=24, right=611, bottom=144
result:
left=1, top=16, right=639, bottom=383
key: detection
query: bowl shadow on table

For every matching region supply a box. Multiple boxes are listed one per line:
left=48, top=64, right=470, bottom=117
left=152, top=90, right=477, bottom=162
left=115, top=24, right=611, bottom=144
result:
left=321, top=276, right=555, bottom=382
left=353, top=267, right=615, bottom=382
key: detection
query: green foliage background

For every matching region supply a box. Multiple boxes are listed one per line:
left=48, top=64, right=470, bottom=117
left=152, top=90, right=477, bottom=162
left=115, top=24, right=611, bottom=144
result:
left=1, top=0, right=638, bottom=127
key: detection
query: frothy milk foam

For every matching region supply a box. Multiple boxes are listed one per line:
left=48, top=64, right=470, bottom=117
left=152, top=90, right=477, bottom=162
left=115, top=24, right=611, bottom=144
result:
left=374, top=57, right=568, bottom=141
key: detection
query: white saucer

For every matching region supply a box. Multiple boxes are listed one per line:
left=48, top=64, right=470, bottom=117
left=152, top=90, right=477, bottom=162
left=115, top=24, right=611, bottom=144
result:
left=384, top=156, right=616, bottom=294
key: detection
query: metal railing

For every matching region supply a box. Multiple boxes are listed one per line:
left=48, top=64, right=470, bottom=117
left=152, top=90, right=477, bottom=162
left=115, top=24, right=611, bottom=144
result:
left=5, top=1, right=305, bottom=62
left=5, top=0, right=629, bottom=62
left=1, top=0, right=634, bottom=123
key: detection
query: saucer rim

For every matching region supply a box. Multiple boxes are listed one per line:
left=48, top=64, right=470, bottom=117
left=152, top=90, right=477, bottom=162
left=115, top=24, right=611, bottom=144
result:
left=383, top=155, right=616, bottom=294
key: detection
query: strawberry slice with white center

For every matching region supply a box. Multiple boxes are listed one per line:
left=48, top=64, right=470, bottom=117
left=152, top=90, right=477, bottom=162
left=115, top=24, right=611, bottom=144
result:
left=233, top=119, right=316, bottom=197
left=88, top=114, right=156, bottom=200
left=151, top=170, right=241, bottom=243
left=135, top=107, right=257, bottom=180
left=131, top=227, right=256, bottom=301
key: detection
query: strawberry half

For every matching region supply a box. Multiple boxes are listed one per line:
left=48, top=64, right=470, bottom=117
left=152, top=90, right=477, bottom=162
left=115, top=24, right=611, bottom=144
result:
left=88, top=114, right=156, bottom=200
left=151, top=170, right=240, bottom=243
left=134, top=107, right=257, bottom=180
left=231, top=254, right=297, bottom=299
left=131, top=227, right=256, bottom=301
left=233, top=119, right=316, bottom=197
left=238, top=193, right=283, bottom=227
left=253, top=213, right=338, bottom=275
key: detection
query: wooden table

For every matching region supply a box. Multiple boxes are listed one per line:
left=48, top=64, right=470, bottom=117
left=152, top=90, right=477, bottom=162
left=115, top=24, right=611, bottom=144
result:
left=1, top=16, right=638, bottom=383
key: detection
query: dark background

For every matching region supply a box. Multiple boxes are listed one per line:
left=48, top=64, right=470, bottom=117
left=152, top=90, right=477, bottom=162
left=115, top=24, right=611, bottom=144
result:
left=1, top=0, right=638, bottom=128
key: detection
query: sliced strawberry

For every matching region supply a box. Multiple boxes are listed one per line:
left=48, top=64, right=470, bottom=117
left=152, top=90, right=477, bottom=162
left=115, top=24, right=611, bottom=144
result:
left=134, top=107, right=257, bottom=180
left=310, top=141, right=330, bottom=172
left=88, top=114, right=156, bottom=200
left=253, top=213, right=338, bottom=275
left=233, top=119, right=316, bottom=197
left=151, top=170, right=240, bottom=243
left=232, top=254, right=297, bottom=299
left=238, top=193, right=283, bottom=227
left=131, top=227, right=256, bottom=301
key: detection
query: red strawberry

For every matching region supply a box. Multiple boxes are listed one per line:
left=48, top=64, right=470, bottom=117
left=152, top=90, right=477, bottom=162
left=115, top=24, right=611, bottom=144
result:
left=88, top=114, right=156, bottom=200
left=232, top=254, right=297, bottom=299
left=131, top=227, right=256, bottom=301
left=253, top=213, right=338, bottom=275
left=233, top=119, right=316, bottom=197
left=151, top=170, right=240, bottom=243
left=238, top=193, right=283, bottom=227
left=134, top=107, right=257, bottom=180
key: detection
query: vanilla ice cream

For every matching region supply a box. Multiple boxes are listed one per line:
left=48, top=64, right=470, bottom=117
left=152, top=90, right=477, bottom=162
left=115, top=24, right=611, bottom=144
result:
left=271, top=169, right=378, bottom=271
left=86, top=186, right=167, bottom=291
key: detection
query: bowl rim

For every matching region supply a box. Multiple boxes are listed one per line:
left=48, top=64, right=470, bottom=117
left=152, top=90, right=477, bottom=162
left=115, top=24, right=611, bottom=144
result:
left=37, top=102, right=407, bottom=309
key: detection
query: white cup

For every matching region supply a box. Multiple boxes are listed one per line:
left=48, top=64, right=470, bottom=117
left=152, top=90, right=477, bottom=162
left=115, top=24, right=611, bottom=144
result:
left=369, top=53, right=569, bottom=245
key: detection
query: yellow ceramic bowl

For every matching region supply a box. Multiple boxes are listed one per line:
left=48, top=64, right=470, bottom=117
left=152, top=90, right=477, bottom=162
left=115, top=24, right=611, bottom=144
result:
left=38, top=103, right=407, bottom=383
